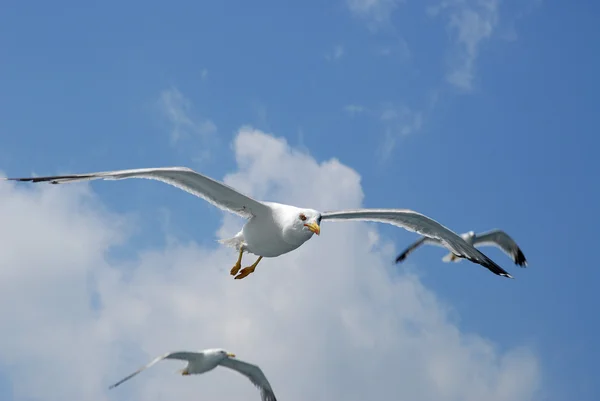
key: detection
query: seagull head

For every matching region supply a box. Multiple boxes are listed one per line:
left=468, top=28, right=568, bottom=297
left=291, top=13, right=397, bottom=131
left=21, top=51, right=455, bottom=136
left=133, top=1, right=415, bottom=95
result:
left=461, top=231, right=476, bottom=240
left=297, top=209, right=321, bottom=236
left=215, top=349, right=236, bottom=359
left=279, top=206, right=322, bottom=245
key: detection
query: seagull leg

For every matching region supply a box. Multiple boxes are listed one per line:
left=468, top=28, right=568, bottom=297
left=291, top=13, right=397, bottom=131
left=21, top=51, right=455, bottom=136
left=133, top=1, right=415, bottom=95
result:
left=234, top=256, right=263, bottom=280
left=230, top=248, right=244, bottom=276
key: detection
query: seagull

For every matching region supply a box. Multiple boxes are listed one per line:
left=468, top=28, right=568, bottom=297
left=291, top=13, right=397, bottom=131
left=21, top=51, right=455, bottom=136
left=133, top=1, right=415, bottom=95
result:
left=108, top=348, right=277, bottom=401
left=2, top=166, right=513, bottom=279
left=395, top=229, right=527, bottom=269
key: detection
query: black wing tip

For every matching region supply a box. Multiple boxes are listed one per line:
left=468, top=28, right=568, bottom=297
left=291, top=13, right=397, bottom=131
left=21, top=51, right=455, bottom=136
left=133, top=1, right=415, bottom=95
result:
left=3, top=177, right=31, bottom=182
left=491, top=265, right=514, bottom=279
left=463, top=255, right=514, bottom=279
left=395, top=252, right=408, bottom=264
left=490, top=265, right=514, bottom=279
left=3, top=174, right=91, bottom=184
left=515, top=249, right=527, bottom=267
left=486, top=263, right=514, bottom=279
left=4, top=177, right=54, bottom=183
left=260, top=389, right=277, bottom=401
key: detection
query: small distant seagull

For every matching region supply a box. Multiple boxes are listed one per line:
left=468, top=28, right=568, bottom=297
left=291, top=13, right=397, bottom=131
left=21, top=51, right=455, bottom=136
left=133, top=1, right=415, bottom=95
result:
left=109, top=348, right=277, bottom=401
left=395, top=229, right=527, bottom=269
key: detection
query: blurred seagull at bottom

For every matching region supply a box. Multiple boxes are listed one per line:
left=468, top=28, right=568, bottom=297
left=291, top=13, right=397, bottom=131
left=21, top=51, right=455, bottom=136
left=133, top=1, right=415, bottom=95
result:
left=109, top=348, right=277, bottom=401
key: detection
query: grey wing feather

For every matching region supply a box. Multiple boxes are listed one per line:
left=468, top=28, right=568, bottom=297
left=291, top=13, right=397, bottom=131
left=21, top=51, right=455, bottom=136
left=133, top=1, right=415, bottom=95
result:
left=108, top=351, right=199, bottom=389
left=395, top=236, right=441, bottom=264
left=322, top=209, right=513, bottom=278
left=2, top=167, right=270, bottom=219
left=219, top=358, right=277, bottom=401
left=473, top=229, right=528, bottom=267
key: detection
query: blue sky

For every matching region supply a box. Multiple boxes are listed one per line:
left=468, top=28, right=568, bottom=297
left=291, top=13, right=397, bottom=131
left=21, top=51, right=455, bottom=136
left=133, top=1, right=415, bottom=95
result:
left=1, top=1, right=599, bottom=400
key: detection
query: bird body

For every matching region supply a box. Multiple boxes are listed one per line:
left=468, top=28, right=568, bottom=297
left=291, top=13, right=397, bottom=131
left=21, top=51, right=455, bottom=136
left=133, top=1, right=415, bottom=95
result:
left=2, top=166, right=513, bottom=278
left=230, top=203, right=317, bottom=258
left=178, top=349, right=223, bottom=374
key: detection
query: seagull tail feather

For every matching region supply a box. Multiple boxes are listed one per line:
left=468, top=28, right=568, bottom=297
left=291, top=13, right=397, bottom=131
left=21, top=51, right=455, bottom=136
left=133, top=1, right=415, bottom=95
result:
left=217, top=235, right=245, bottom=251
left=442, top=253, right=461, bottom=263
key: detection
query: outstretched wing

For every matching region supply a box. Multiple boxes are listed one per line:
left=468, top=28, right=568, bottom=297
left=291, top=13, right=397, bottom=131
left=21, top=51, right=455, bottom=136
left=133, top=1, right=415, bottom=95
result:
left=473, top=229, right=528, bottom=267
left=219, top=357, right=277, bottom=401
left=2, top=167, right=270, bottom=219
left=321, top=209, right=513, bottom=278
left=108, top=351, right=200, bottom=389
left=395, top=236, right=444, bottom=263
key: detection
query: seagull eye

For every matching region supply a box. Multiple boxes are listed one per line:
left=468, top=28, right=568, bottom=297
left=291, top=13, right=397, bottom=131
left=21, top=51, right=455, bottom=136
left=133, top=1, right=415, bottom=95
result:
left=299, top=213, right=307, bottom=221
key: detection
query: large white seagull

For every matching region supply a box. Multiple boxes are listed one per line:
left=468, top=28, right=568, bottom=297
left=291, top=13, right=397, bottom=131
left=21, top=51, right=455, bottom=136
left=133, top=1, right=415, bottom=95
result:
left=2, top=166, right=514, bottom=279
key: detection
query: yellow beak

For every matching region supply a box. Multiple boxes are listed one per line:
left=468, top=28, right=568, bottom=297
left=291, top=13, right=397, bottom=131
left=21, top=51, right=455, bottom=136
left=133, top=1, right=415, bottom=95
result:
left=227, top=352, right=236, bottom=358
left=304, top=222, right=321, bottom=236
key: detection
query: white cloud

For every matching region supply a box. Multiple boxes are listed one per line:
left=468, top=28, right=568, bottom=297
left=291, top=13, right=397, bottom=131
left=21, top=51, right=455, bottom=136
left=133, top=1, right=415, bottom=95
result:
left=347, top=0, right=403, bottom=27
left=343, top=103, right=423, bottom=160
left=200, top=68, right=208, bottom=80
left=378, top=46, right=393, bottom=56
left=378, top=104, right=423, bottom=160
left=325, top=45, right=345, bottom=61
left=428, top=0, right=499, bottom=91
left=0, top=127, right=540, bottom=401
left=344, top=104, right=366, bottom=115
left=250, top=99, right=269, bottom=129
left=500, top=0, right=543, bottom=42
left=159, top=87, right=217, bottom=145
left=375, top=37, right=411, bottom=61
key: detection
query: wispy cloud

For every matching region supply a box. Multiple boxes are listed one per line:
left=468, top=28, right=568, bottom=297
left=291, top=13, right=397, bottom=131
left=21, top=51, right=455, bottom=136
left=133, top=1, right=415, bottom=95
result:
left=200, top=68, right=208, bottom=80
left=325, top=45, right=345, bottom=61
left=344, top=103, right=424, bottom=161
left=250, top=99, right=269, bottom=129
left=344, top=104, right=366, bottom=115
left=500, top=0, right=543, bottom=42
left=378, top=46, right=393, bottom=56
left=428, top=0, right=499, bottom=91
left=346, top=0, right=404, bottom=28
left=159, top=87, right=217, bottom=150
left=378, top=104, right=423, bottom=161
left=374, top=37, right=411, bottom=61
